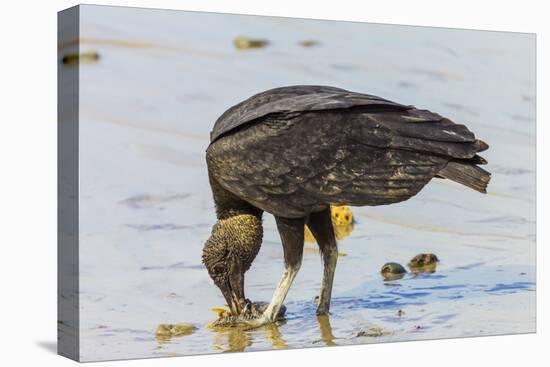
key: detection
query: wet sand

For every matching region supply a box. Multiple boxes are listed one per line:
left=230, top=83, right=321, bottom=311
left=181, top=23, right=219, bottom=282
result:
left=63, top=5, right=535, bottom=361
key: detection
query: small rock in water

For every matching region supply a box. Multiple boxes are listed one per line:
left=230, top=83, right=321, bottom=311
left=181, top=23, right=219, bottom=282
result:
left=155, top=323, right=196, bottom=341
left=408, top=253, right=439, bottom=273
left=381, top=262, right=407, bottom=281
left=233, top=36, right=269, bottom=50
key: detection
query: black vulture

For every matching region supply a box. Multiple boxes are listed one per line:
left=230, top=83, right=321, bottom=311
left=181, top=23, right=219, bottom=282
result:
left=202, top=85, right=490, bottom=327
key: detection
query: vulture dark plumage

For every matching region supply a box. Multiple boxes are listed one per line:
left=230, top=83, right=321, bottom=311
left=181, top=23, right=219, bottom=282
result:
left=202, top=85, right=490, bottom=327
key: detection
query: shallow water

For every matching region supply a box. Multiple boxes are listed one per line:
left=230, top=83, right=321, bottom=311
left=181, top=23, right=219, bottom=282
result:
left=62, top=5, right=535, bottom=361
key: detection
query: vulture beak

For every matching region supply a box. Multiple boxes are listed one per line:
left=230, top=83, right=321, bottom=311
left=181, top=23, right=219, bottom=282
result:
left=220, top=259, right=246, bottom=315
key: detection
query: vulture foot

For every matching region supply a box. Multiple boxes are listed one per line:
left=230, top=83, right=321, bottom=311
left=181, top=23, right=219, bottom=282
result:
left=209, top=301, right=286, bottom=328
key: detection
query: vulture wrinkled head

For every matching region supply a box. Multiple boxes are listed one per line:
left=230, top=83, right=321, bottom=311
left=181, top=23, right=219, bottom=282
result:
left=202, top=214, right=263, bottom=315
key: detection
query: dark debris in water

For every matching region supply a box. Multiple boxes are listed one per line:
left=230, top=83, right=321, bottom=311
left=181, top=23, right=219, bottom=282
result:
left=62, top=51, right=100, bottom=66
left=454, top=262, right=485, bottom=271
left=409, top=68, right=463, bottom=81
left=412, top=325, right=427, bottom=332
left=439, top=294, right=464, bottom=300
left=233, top=36, right=269, bottom=50
left=398, top=81, right=417, bottom=89
left=299, top=40, right=320, bottom=47
left=383, top=282, right=403, bottom=287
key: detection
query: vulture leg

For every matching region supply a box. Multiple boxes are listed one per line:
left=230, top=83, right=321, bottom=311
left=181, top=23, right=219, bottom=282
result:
left=307, top=208, right=338, bottom=315
left=246, top=216, right=304, bottom=328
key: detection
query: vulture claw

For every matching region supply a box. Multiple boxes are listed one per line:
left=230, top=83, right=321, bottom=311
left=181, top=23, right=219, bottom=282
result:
left=242, top=315, right=273, bottom=330
left=209, top=302, right=285, bottom=329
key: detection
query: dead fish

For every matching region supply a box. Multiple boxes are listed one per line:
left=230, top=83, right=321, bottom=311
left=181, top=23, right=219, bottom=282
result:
left=233, top=36, right=269, bottom=50
left=209, top=302, right=285, bottom=328
left=61, top=51, right=100, bottom=66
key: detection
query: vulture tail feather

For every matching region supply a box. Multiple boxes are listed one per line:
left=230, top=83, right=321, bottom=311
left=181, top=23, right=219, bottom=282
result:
left=438, top=161, right=491, bottom=193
